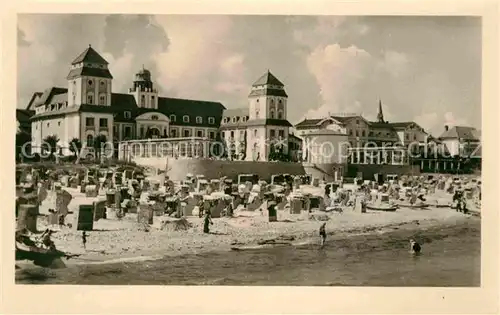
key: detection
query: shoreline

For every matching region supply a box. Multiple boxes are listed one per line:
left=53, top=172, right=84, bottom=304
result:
left=61, top=212, right=477, bottom=266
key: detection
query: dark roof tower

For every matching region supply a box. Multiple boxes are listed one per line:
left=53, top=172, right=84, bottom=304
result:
left=248, top=70, right=287, bottom=98
left=377, top=99, right=385, bottom=123
left=67, top=45, right=113, bottom=80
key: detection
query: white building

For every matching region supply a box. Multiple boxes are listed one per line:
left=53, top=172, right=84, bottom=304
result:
left=219, top=71, right=293, bottom=161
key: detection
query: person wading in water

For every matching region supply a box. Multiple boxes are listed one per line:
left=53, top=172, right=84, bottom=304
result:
left=319, top=223, right=327, bottom=248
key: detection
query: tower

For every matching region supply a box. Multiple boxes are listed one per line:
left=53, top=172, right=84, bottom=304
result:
left=248, top=70, right=288, bottom=121
left=377, top=99, right=385, bottom=123
left=129, top=66, right=158, bottom=109
left=67, top=45, right=113, bottom=106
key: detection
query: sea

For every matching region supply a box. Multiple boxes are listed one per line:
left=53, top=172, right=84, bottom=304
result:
left=16, top=218, right=480, bottom=286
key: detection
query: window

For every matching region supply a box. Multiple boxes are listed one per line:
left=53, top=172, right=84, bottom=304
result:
left=208, top=117, right=215, bottom=124
left=270, top=110, right=275, bottom=119
left=232, top=117, right=237, bottom=123
left=169, top=115, right=176, bottom=122
left=414, top=135, right=417, bottom=141
left=270, top=130, right=276, bottom=138
left=405, top=134, right=409, bottom=140
left=141, top=95, right=145, bottom=107
left=100, top=80, right=105, bottom=87
left=99, top=118, right=108, bottom=128
left=99, top=95, right=105, bottom=105
left=183, top=129, right=190, bottom=137
left=86, top=134, right=94, bottom=146
left=124, top=111, right=131, bottom=119
left=278, top=111, right=283, bottom=119
left=87, top=79, right=93, bottom=86
left=255, top=110, right=260, bottom=119
left=151, top=95, right=155, bottom=102
left=151, top=115, right=158, bottom=120
left=58, top=121, right=61, bottom=127
left=230, top=131, right=234, bottom=138
left=254, top=129, right=257, bottom=137
left=197, top=130, right=203, bottom=137
left=209, top=131, right=215, bottom=139
left=349, top=129, right=353, bottom=136
left=356, top=120, right=359, bottom=125
left=362, top=130, right=365, bottom=137
left=241, top=116, right=246, bottom=122
left=183, top=115, right=189, bottom=123
left=355, top=130, right=359, bottom=137
left=221, top=131, right=225, bottom=138
left=196, top=116, right=203, bottom=124
left=87, top=93, right=94, bottom=104
left=47, top=123, right=50, bottom=127
left=170, top=129, right=177, bottom=138
left=278, top=130, right=284, bottom=138
left=86, top=117, right=94, bottom=127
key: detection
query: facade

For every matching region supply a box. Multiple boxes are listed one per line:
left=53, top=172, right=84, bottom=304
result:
left=219, top=71, right=293, bottom=161
left=295, top=100, right=427, bottom=165
left=22, top=46, right=295, bottom=162
left=438, top=125, right=481, bottom=157
left=26, top=45, right=225, bottom=156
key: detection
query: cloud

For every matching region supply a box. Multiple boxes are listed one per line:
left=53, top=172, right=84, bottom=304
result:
left=414, top=112, right=439, bottom=133
left=444, top=112, right=468, bottom=127
left=306, top=44, right=373, bottom=115
left=380, top=51, right=410, bottom=77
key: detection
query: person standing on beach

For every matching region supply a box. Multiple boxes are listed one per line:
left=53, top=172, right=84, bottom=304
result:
left=82, top=231, right=87, bottom=250
left=319, top=223, right=327, bottom=247
left=203, top=211, right=213, bottom=234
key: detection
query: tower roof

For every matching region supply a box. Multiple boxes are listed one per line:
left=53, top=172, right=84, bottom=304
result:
left=252, top=70, right=284, bottom=87
left=71, top=45, right=109, bottom=65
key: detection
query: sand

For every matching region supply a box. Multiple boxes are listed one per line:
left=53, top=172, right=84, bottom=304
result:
left=29, top=185, right=477, bottom=266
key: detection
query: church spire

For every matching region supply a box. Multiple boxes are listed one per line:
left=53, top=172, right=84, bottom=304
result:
left=377, top=99, right=385, bottom=123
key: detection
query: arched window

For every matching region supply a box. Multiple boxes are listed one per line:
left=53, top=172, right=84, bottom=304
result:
left=86, top=134, right=94, bottom=147
left=278, top=99, right=284, bottom=110
left=141, top=95, right=145, bottom=107
left=270, top=110, right=275, bottom=119
left=87, top=92, right=94, bottom=104
left=270, top=99, right=275, bottom=109
left=183, top=115, right=189, bottom=123
left=169, top=114, right=176, bottom=122
left=277, top=110, right=283, bottom=119
left=196, top=116, right=203, bottom=124
left=99, top=94, right=106, bottom=105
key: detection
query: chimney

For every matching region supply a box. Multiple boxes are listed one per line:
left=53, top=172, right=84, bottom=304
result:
left=445, top=125, right=449, bottom=131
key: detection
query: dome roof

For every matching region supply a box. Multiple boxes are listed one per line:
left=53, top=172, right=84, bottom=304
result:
left=135, top=66, right=152, bottom=81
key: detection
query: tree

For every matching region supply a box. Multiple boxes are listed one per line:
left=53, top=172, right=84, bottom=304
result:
left=42, top=135, right=60, bottom=160
left=69, top=138, right=82, bottom=159
left=93, top=134, right=108, bottom=161
left=240, top=131, right=247, bottom=160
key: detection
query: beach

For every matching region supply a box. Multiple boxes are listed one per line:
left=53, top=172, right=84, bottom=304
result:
left=17, top=184, right=478, bottom=268
left=16, top=212, right=480, bottom=285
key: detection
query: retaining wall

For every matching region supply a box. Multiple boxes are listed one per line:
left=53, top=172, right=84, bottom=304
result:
left=133, top=157, right=307, bottom=182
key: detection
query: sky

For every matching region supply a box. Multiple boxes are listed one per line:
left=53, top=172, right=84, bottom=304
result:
left=17, top=14, right=481, bottom=137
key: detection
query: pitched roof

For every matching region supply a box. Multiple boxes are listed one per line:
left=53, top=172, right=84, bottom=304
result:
left=31, top=91, right=226, bottom=127
left=16, top=109, right=35, bottom=124
left=222, top=107, right=249, bottom=118
left=306, top=129, right=347, bottom=136
left=439, top=126, right=481, bottom=141
left=368, top=121, right=395, bottom=129
left=71, top=46, right=109, bottom=65
left=67, top=67, right=113, bottom=80
left=248, top=88, right=288, bottom=98
left=26, top=92, right=43, bottom=110
left=295, top=118, right=323, bottom=129
left=34, top=87, right=68, bottom=107
left=252, top=70, right=284, bottom=87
